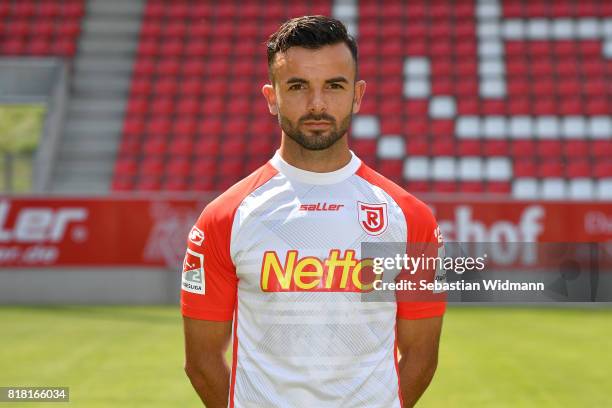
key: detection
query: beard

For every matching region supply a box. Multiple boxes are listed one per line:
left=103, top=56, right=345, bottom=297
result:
left=279, top=111, right=352, bottom=151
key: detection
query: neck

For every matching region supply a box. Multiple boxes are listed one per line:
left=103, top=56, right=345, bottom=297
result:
left=279, top=133, right=352, bottom=173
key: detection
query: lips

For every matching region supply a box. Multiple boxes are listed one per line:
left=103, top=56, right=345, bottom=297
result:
left=303, top=121, right=331, bottom=128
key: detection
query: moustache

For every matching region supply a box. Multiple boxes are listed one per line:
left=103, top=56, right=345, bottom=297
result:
left=299, top=113, right=336, bottom=123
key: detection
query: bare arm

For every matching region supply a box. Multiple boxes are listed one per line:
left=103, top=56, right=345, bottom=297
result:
left=396, top=316, right=443, bottom=408
left=183, top=317, right=233, bottom=408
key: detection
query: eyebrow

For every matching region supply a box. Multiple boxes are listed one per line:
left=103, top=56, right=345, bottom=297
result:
left=285, top=76, right=350, bottom=85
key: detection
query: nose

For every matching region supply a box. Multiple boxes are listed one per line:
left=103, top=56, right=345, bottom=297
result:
left=307, top=89, right=327, bottom=114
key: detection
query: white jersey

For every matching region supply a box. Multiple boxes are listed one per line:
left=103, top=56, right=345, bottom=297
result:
left=181, top=150, right=445, bottom=408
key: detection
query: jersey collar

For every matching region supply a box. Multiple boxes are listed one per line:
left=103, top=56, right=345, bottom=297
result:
left=269, top=150, right=362, bottom=185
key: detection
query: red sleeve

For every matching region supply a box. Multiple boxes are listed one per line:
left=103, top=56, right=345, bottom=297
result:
left=180, top=203, right=237, bottom=321
left=396, top=199, right=447, bottom=320
left=180, top=162, right=278, bottom=321
left=355, top=164, right=446, bottom=320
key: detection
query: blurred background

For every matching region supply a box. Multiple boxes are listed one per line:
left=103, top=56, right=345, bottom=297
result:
left=0, top=0, right=610, bottom=406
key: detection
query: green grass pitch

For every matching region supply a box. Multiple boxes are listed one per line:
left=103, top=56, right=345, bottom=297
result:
left=0, top=306, right=609, bottom=407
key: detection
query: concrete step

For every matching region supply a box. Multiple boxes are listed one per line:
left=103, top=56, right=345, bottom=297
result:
left=64, top=119, right=122, bottom=135
left=88, top=0, right=144, bottom=16
left=54, top=157, right=115, bottom=176
left=67, top=98, right=125, bottom=117
left=83, top=19, right=141, bottom=36
left=79, top=39, right=138, bottom=56
left=72, top=76, right=131, bottom=95
left=51, top=179, right=111, bottom=193
left=74, top=71, right=133, bottom=81
left=59, top=141, right=119, bottom=156
left=74, top=57, right=134, bottom=75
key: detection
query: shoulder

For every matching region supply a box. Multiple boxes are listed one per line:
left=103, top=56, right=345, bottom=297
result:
left=355, top=163, right=437, bottom=238
left=197, top=162, right=279, bottom=228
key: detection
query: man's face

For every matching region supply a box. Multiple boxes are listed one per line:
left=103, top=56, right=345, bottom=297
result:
left=263, top=43, right=366, bottom=151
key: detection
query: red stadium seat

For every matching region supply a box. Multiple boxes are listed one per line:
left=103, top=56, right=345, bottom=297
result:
left=114, top=157, right=138, bottom=177
left=404, top=181, right=430, bottom=193
left=164, top=22, right=187, bottom=38
left=182, top=60, right=207, bottom=77
left=192, top=158, right=217, bottom=176
left=432, top=181, right=457, bottom=193
left=537, top=141, right=562, bottom=158
left=185, top=38, right=208, bottom=58
left=123, top=118, right=145, bottom=137
left=459, top=182, right=485, bottom=193
left=141, top=157, right=164, bottom=176
left=164, top=177, right=189, bottom=191
left=592, top=141, right=612, bottom=158
left=153, top=78, right=178, bottom=96
left=173, top=119, right=197, bottom=137
left=112, top=176, right=134, bottom=191
left=118, top=138, right=140, bottom=156
left=377, top=161, right=403, bottom=185
left=147, top=118, right=171, bottom=138
left=194, top=137, right=220, bottom=158
left=218, top=159, right=244, bottom=178
left=141, top=20, right=162, bottom=38
left=136, top=176, right=162, bottom=191
left=130, top=78, right=152, bottom=96
left=538, top=159, right=564, bottom=178
left=156, top=59, right=181, bottom=76
left=486, top=182, right=511, bottom=194
left=150, top=97, right=174, bottom=116
left=594, top=160, right=612, bottom=178
left=32, top=21, right=54, bottom=37
left=190, top=176, right=215, bottom=191
left=134, top=58, right=156, bottom=76
left=29, top=39, right=52, bottom=54
left=514, top=159, right=537, bottom=178
left=38, top=2, right=61, bottom=17
left=176, top=98, right=199, bottom=116
left=142, top=137, right=167, bottom=156
left=168, top=137, right=194, bottom=157
left=457, top=141, right=481, bottom=156
left=166, top=158, right=191, bottom=178
left=158, top=39, right=184, bottom=57
left=126, top=97, right=148, bottom=116
left=566, top=160, right=591, bottom=178
left=167, top=2, right=190, bottom=19
left=62, top=2, right=85, bottom=18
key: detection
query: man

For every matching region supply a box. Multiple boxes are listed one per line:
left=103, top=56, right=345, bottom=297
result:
left=182, top=16, right=445, bottom=408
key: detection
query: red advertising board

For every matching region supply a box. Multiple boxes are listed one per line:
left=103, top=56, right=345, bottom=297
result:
left=0, top=196, right=610, bottom=268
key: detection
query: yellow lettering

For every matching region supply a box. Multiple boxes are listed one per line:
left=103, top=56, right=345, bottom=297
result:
left=352, top=258, right=374, bottom=290
left=294, top=257, right=323, bottom=290
left=339, top=250, right=357, bottom=288
left=261, top=250, right=296, bottom=290
left=324, top=249, right=341, bottom=288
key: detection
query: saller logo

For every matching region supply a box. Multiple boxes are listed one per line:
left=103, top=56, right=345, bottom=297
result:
left=299, top=203, right=344, bottom=211
left=260, top=249, right=379, bottom=292
left=357, top=202, right=388, bottom=236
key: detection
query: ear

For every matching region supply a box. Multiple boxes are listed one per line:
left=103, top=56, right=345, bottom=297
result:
left=352, top=80, right=367, bottom=114
left=261, top=84, right=278, bottom=115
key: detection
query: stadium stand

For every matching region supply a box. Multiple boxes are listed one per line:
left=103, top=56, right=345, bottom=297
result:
left=103, top=0, right=610, bottom=198
left=114, top=1, right=332, bottom=192
left=0, top=0, right=83, bottom=56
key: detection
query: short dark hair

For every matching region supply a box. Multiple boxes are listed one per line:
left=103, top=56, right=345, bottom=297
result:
left=266, top=15, right=358, bottom=82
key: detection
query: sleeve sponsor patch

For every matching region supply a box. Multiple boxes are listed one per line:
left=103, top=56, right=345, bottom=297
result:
left=182, top=248, right=205, bottom=294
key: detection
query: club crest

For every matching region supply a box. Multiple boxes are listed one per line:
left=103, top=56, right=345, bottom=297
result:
left=357, top=201, right=388, bottom=236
